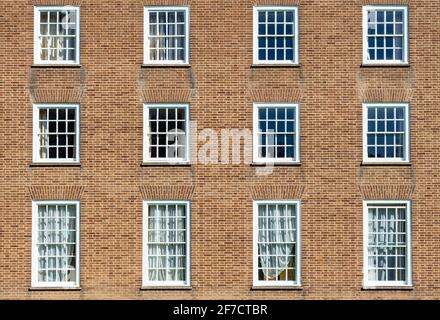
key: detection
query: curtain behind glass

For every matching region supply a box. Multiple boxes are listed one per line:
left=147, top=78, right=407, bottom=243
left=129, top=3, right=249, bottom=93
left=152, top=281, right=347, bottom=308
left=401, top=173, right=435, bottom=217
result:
left=258, top=204, right=296, bottom=281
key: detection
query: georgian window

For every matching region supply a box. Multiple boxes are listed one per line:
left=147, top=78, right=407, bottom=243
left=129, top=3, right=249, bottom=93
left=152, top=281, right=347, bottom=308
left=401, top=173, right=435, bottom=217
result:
left=363, top=6, right=408, bottom=64
left=32, top=201, right=80, bottom=288
left=253, top=103, right=299, bottom=163
left=34, top=6, right=80, bottom=64
left=143, top=201, right=191, bottom=287
left=363, top=103, right=409, bottom=163
left=253, top=201, right=301, bottom=286
left=253, top=6, right=299, bottom=64
left=143, top=104, right=190, bottom=163
left=363, top=201, right=412, bottom=287
left=144, top=7, right=189, bottom=64
left=33, top=104, right=80, bottom=163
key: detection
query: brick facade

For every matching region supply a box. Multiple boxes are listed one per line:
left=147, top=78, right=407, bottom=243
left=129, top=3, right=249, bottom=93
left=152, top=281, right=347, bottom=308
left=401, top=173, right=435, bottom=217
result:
left=0, top=0, right=439, bottom=299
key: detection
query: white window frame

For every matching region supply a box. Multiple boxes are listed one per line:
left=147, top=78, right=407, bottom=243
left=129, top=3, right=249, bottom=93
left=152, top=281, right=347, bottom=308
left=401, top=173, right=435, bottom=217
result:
left=142, top=200, right=191, bottom=287
left=33, top=103, right=80, bottom=164
left=363, top=200, right=412, bottom=288
left=34, top=6, right=80, bottom=65
left=253, top=103, right=300, bottom=164
left=253, top=200, right=301, bottom=287
left=362, top=102, right=410, bottom=164
left=253, top=6, right=299, bottom=65
left=362, top=5, right=409, bottom=65
left=143, top=103, right=190, bottom=164
left=143, top=6, right=190, bottom=65
left=31, top=200, right=80, bottom=288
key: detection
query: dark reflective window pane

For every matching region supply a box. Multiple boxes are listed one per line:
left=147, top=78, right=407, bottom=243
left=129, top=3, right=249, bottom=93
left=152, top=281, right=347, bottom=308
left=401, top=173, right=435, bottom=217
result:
left=49, top=147, right=57, bottom=158
left=377, top=108, right=385, bottom=119
left=49, top=109, right=57, bottom=120
left=58, top=147, right=67, bottom=158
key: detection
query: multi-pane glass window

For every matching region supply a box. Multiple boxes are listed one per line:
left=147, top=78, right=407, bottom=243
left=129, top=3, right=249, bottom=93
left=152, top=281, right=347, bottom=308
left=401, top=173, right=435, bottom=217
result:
left=144, top=7, right=189, bottom=64
left=363, top=103, right=409, bottom=163
left=254, top=201, right=300, bottom=286
left=253, top=103, right=299, bottom=163
left=253, top=6, right=299, bottom=64
left=364, top=201, right=411, bottom=287
left=34, top=6, right=80, bottom=64
left=32, top=201, right=79, bottom=288
left=363, top=6, right=408, bottom=64
left=33, top=104, right=80, bottom=163
left=143, top=104, right=189, bottom=163
left=143, top=202, right=190, bottom=286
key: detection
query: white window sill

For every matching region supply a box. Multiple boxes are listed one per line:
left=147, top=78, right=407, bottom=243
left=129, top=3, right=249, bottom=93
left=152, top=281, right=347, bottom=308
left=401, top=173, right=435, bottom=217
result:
left=251, top=63, right=301, bottom=68
left=251, top=285, right=303, bottom=290
left=362, top=286, right=414, bottom=291
left=361, top=63, right=410, bottom=68
left=361, top=161, right=411, bottom=166
left=141, top=63, right=191, bottom=68
left=141, top=162, right=191, bottom=167
left=140, top=286, right=192, bottom=290
left=251, top=162, right=301, bottom=166
left=29, top=287, right=81, bottom=291
left=31, top=64, right=82, bottom=68
left=30, top=162, right=81, bottom=167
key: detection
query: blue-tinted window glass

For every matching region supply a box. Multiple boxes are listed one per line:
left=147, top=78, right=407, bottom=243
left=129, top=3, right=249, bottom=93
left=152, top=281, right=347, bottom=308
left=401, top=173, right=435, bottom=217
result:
left=257, top=9, right=296, bottom=62
left=268, top=108, right=276, bottom=120
left=366, top=8, right=406, bottom=63
left=366, top=106, right=407, bottom=160
left=257, top=106, right=297, bottom=160
left=377, top=11, right=384, bottom=22
left=268, top=49, right=275, bottom=60
left=267, top=11, right=275, bottom=22
left=377, top=109, right=385, bottom=119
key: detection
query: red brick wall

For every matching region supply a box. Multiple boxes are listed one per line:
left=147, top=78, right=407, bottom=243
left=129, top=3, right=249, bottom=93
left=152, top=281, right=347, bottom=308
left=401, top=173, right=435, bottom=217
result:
left=0, top=0, right=439, bottom=299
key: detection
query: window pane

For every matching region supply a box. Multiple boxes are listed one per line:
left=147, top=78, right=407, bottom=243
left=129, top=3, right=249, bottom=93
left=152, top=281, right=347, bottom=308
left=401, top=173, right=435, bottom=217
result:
left=146, top=106, right=187, bottom=160
left=35, top=204, right=78, bottom=285
left=36, top=106, right=78, bottom=161
left=366, top=105, right=407, bottom=160
left=257, top=105, right=297, bottom=161
left=37, top=9, right=78, bottom=62
left=256, top=9, right=296, bottom=62
left=147, top=9, right=187, bottom=62
left=366, top=204, right=408, bottom=284
left=257, top=203, right=298, bottom=283
left=146, top=203, right=188, bottom=283
left=366, top=8, right=406, bottom=62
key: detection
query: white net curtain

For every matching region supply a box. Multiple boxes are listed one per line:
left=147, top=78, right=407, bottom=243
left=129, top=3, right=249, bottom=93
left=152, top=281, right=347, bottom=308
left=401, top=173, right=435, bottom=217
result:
left=147, top=204, right=186, bottom=282
left=258, top=204, right=296, bottom=282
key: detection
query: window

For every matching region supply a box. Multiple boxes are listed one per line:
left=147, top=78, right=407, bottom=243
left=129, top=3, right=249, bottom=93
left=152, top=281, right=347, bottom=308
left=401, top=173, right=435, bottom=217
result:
left=144, top=7, right=189, bottom=64
left=32, top=201, right=80, bottom=288
left=143, top=104, right=190, bottom=163
left=253, top=6, right=299, bottom=64
left=33, top=104, right=80, bottom=163
left=253, top=103, right=299, bottom=163
left=363, top=201, right=412, bottom=287
left=363, top=6, right=408, bottom=64
left=363, top=103, right=409, bottom=163
left=253, top=201, right=301, bottom=287
left=143, top=201, right=191, bottom=287
left=34, top=6, right=80, bottom=64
